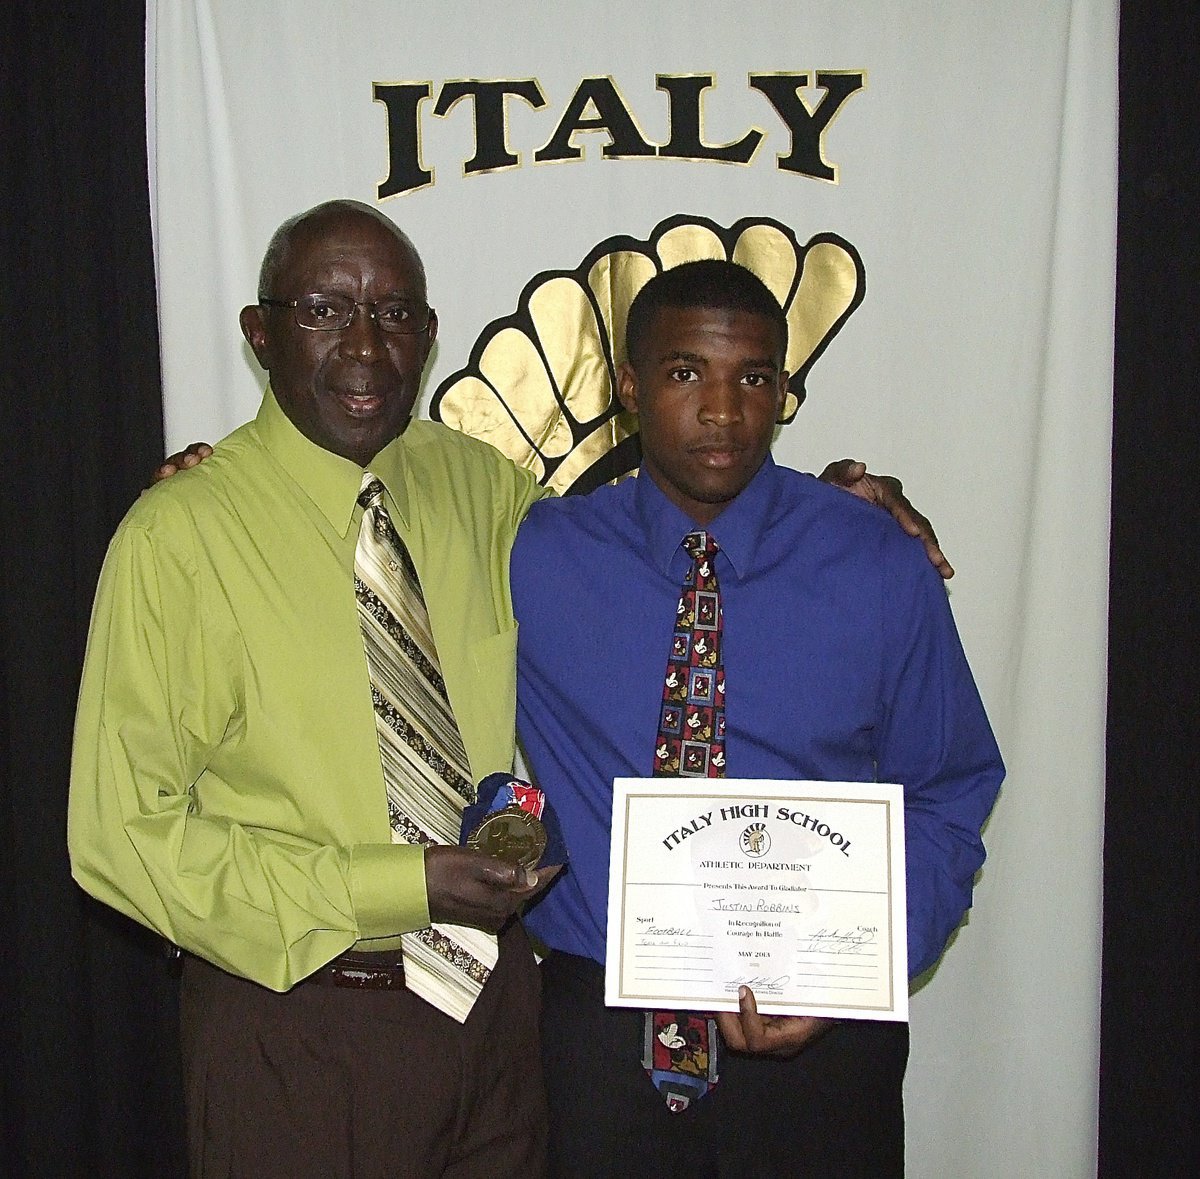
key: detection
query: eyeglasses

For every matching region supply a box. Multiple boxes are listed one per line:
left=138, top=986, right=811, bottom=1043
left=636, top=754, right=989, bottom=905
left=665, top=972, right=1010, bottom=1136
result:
left=259, top=293, right=434, bottom=334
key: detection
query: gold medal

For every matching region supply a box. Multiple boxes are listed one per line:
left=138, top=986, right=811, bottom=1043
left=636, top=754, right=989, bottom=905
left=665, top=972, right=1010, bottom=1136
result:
left=467, top=803, right=548, bottom=870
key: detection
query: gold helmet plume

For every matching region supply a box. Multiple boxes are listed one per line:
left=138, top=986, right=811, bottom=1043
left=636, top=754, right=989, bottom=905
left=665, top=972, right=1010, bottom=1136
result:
left=431, top=214, right=864, bottom=496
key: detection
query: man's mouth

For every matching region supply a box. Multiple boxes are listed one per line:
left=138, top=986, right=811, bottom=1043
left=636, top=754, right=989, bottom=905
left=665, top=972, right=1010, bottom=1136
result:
left=333, top=390, right=387, bottom=417
left=689, top=443, right=744, bottom=469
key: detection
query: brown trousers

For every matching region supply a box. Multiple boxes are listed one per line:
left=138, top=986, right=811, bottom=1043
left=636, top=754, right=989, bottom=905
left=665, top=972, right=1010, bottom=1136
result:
left=180, top=922, right=547, bottom=1178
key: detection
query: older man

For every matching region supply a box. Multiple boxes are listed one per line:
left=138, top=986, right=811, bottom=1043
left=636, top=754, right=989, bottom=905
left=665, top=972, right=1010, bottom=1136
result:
left=69, top=200, right=553, bottom=1177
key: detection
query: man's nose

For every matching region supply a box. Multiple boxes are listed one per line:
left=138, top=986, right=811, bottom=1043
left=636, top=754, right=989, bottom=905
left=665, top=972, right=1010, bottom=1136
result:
left=339, top=303, right=386, bottom=361
left=698, top=381, right=742, bottom=423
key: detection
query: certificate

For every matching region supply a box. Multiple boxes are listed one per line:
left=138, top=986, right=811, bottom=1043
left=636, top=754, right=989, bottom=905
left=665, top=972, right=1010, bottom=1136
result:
left=604, top=779, right=908, bottom=1021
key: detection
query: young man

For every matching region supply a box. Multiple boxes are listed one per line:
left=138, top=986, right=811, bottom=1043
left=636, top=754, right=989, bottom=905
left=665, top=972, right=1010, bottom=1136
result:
left=514, top=260, right=1004, bottom=1177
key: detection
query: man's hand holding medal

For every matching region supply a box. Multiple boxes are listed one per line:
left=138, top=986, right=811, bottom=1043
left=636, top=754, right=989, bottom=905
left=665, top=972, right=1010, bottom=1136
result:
left=463, top=774, right=568, bottom=876
left=420, top=777, right=564, bottom=933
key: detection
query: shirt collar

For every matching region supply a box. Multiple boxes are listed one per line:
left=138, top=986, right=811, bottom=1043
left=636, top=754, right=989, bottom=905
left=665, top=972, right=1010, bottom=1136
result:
left=633, top=454, right=779, bottom=580
left=255, top=388, right=411, bottom=537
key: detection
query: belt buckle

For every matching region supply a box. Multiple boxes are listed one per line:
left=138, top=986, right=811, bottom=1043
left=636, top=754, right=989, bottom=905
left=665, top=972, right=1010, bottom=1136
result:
left=324, top=956, right=405, bottom=990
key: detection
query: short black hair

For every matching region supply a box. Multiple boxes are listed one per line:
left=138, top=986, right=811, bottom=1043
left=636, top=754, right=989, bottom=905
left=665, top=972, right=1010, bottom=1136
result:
left=624, top=259, right=788, bottom=369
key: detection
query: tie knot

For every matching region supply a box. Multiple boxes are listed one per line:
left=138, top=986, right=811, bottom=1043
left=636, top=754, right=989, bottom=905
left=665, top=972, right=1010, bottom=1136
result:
left=682, top=531, right=718, bottom=562
left=358, top=474, right=385, bottom=510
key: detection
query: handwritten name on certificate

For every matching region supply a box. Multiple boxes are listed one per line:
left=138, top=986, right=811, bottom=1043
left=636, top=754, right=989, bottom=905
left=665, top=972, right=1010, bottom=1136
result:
left=604, top=779, right=908, bottom=1021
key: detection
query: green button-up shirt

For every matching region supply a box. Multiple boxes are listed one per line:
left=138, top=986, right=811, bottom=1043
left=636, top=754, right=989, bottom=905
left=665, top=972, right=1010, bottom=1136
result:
left=69, top=390, right=545, bottom=991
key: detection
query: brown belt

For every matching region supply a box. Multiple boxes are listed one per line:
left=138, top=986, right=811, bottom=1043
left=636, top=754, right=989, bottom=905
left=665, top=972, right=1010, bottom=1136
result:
left=308, top=950, right=406, bottom=990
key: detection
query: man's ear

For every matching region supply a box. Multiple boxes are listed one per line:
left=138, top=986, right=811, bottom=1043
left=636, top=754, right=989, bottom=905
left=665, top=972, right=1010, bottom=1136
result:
left=616, top=361, right=639, bottom=416
left=239, top=305, right=270, bottom=369
left=775, top=370, right=790, bottom=424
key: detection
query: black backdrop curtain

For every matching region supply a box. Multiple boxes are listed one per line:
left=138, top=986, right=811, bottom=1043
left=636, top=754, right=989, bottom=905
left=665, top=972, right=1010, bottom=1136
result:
left=0, top=3, right=1194, bottom=1176
left=1100, top=3, right=1200, bottom=1175
left=1, top=5, right=183, bottom=1176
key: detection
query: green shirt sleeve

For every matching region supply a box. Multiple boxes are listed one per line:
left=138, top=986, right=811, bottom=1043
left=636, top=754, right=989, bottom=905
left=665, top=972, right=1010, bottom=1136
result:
left=69, top=511, right=426, bottom=992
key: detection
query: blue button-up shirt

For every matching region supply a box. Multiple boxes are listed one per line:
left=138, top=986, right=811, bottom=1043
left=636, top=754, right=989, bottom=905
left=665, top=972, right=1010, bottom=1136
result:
left=513, top=457, right=1003, bottom=977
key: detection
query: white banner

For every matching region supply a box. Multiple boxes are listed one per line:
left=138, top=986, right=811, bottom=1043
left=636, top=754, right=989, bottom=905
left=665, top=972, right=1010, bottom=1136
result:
left=150, top=4, right=1115, bottom=1174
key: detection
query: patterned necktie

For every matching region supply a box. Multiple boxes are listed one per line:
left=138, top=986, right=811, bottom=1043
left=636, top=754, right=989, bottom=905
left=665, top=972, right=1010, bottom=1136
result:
left=355, top=474, right=498, bottom=1023
left=643, top=530, right=724, bottom=1111
left=652, top=531, right=726, bottom=778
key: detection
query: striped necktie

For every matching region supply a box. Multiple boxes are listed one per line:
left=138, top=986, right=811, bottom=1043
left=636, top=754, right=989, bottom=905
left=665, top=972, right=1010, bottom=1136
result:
left=355, top=473, right=498, bottom=1023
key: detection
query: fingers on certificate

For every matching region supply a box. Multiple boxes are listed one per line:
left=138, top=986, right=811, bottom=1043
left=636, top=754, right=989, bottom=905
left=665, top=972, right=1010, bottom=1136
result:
left=715, top=987, right=835, bottom=1058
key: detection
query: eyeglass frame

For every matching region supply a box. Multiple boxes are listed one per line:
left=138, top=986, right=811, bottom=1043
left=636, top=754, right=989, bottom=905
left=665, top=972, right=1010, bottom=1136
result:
left=258, top=293, right=435, bottom=335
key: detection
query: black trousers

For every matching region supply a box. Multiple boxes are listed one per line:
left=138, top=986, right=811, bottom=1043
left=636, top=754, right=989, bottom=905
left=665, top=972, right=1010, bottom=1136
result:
left=540, top=952, right=907, bottom=1179
left=180, top=922, right=547, bottom=1178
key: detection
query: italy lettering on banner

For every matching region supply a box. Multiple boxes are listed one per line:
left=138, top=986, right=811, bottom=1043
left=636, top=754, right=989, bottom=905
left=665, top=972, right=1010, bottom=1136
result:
left=374, top=72, right=866, bottom=196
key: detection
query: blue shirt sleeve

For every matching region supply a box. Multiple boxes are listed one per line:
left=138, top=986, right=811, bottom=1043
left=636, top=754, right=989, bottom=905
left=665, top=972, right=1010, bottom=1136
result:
left=875, top=535, right=1005, bottom=977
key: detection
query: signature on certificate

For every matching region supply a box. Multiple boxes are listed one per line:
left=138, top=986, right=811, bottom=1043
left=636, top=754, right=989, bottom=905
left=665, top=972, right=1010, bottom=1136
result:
left=723, top=974, right=791, bottom=995
left=797, top=927, right=877, bottom=955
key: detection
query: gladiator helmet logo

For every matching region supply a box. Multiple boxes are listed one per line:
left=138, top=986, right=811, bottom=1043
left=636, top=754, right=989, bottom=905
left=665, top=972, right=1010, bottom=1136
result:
left=739, top=821, right=771, bottom=858
left=432, top=213, right=864, bottom=495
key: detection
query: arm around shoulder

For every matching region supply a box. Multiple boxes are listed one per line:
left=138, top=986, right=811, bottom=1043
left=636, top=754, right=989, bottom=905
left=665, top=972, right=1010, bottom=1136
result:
left=494, top=447, right=554, bottom=539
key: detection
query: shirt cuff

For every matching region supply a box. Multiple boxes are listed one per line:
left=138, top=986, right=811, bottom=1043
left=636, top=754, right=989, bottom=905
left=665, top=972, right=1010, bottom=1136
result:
left=347, top=842, right=430, bottom=938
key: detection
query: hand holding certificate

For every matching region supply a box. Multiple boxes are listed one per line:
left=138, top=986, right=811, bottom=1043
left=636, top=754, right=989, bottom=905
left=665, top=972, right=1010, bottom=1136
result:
left=605, top=779, right=908, bottom=1021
